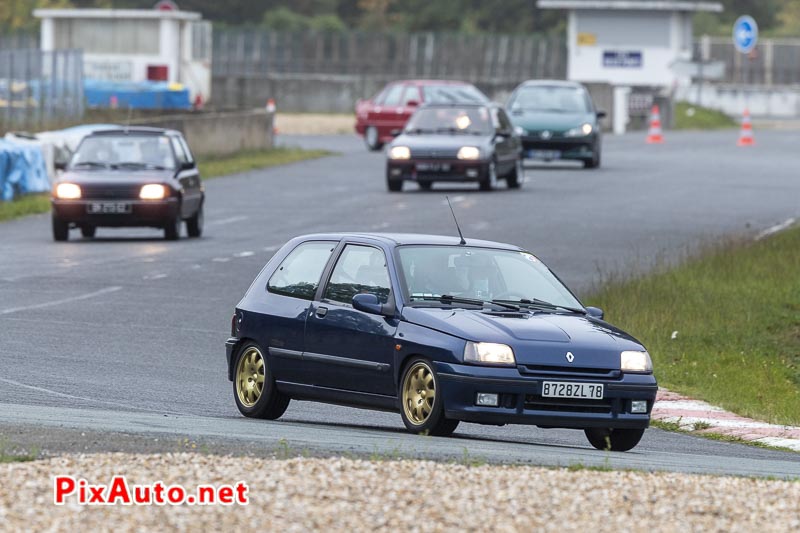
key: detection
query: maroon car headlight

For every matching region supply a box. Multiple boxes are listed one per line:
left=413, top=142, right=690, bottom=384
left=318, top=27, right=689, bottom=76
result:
left=55, top=183, right=81, bottom=199
left=464, top=341, right=516, bottom=366
left=139, top=184, right=167, bottom=200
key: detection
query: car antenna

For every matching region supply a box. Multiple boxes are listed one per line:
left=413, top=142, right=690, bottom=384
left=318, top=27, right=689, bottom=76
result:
left=446, top=196, right=466, bottom=245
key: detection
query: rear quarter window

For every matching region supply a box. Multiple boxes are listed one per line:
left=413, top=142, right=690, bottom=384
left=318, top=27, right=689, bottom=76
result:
left=267, top=241, right=336, bottom=300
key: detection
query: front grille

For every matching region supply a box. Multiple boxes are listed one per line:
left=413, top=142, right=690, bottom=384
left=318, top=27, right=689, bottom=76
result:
left=522, top=140, right=591, bottom=152
left=79, top=184, right=144, bottom=200
left=410, top=148, right=459, bottom=159
left=524, top=394, right=614, bottom=414
left=519, top=365, right=620, bottom=380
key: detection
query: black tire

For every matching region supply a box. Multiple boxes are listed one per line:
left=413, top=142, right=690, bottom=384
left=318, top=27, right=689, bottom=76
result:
left=387, top=177, right=403, bottom=192
left=81, top=226, right=96, bottom=238
left=506, top=158, right=523, bottom=189
left=233, top=343, right=290, bottom=420
left=365, top=126, right=384, bottom=151
left=399, top=357, right=459, bottom=437
left=479, top=160, right=498, bottom=191
left=164, top=215, right=181, bottom=240
left=584, top=427, right=645, bottom=452
left=52, top=215, right=69, bottom=242
left=186, top=204, right=203, bottom=238
left=583, top=147, right=601, bottom=169
left=418, top=181, right=433, bottom=191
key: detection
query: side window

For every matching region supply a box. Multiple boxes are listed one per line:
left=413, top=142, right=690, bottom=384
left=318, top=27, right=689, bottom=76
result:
left=402, top=86, right=422, bottom=106
left=170, top=137, right=188, bottom=164
left=178, top=136, right=195, bottom=163
left=324, top=245, right=391, bottom=305
left=496, top=109, right=513, bottom=132
left=382, top=84, right=404, bottom=107
left=267, top=241, right=336, bottom=300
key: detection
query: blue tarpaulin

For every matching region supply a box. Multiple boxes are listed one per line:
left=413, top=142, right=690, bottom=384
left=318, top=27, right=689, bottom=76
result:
left=84, top=80, right=191, bottom=110
left=0, top=139, right=51, bottom=201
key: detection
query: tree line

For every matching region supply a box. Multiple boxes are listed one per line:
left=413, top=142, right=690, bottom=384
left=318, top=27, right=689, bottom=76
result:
left=3, top=0, right=799, bottom=37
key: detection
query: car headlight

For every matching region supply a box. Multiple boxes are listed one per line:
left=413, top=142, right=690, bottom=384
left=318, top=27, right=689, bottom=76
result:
left=55, top=183, right=81, bottom=199
left=464, top=341, right=516, bottom=366
left=621, top=351, right=653, bottom=373
left=389, top=146, right=411, bottom=160
left=564, top=123, right=593, bottom=137
left=139, top=184, right=167, bottom=200
left=457, top=146, right=481, bottom=160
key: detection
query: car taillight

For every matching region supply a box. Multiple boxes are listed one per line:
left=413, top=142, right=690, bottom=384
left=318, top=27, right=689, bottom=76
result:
left=231, top=313, right=238, bottom=336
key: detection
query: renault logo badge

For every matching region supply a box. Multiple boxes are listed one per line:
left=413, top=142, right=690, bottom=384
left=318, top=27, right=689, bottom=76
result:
left=541, top=130, right=552, bottom=139
left=566, top=351, right=575, bottom=363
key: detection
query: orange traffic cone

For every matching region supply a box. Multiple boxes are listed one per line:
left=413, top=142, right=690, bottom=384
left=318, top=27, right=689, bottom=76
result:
left=737, top=109, right=754, bottom=146
left=266, top=98, right=276, bottom=113
left=646, top=105, right=664, bottom=144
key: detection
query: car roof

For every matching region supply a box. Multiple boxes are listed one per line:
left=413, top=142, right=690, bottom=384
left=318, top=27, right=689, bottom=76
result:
left=294, top=232, right=524, bottom=251
left=518, top=79, right=586, bottom=89
left=87, top=127, right=181, bottom=137
left=397, top=80, right=477, bottom=86
left=419, top=101, right=496, bottom=109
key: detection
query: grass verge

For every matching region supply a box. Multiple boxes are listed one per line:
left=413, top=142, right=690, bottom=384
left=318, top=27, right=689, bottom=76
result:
left=0, top=147, right=331, bottom=222
left=674, top=101, right=737, bottom=130
left=587, top=226, right=800, bottom=426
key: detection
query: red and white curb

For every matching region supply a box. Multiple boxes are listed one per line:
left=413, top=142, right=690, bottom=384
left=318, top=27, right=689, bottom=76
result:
left=652, top=389, right=800, bottom=452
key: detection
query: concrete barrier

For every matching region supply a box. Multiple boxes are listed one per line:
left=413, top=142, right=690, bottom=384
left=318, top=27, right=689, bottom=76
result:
left=133, top=109, right=274, bottom=158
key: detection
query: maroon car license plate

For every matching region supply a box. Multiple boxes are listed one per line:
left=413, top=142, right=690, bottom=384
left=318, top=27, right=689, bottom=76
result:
left=87, top=202, right=132, bottom=214
left=415, top=162, right=451, bottom=172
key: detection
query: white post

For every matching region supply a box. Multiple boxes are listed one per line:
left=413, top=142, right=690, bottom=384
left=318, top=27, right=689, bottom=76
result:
left=612, top=86, right=631, bottom=135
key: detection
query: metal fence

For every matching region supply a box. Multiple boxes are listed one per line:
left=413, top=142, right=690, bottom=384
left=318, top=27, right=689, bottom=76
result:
left=213, top=29, right=567, bottom=82
left=0, top=48, right=84, bottom=132
left=697, top=37, right=800, bottom=86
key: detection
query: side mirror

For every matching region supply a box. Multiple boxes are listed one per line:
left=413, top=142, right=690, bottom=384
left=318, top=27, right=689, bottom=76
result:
left=181, top=160, right=195, bottom=170
left=406, top=100, right=419, bottom=107
left=494, top=130, right=511, bottom=139
left=54, top=160, right=67, bottom=171
left=585, top=306, right=604, bottom=320
left=352, top=293, right=384, bottom=315
left=596, top=111, right=607, bottom=119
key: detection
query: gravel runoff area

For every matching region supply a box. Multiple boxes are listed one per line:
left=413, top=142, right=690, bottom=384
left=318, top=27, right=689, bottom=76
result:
left=2, top=454, right=799, bottom=532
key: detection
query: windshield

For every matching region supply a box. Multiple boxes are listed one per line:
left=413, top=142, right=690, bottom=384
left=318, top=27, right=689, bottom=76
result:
left=397, top=246, right=583, bottom=309
left=405, top=106, right=493, bottom=135
left=70, top=135, right=177, bottom=170
left=510, top=86, right=590, bottom=113
left=423, top=85, right=488, bottom=104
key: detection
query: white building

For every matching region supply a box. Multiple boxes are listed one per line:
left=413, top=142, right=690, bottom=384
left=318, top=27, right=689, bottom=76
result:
left=34, top=7, right=212, bottom=102
left=538, top=0, right=722, bottom=87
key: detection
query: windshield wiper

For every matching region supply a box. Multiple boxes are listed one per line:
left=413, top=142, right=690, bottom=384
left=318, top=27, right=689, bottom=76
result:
left=115, top=162, right=168, bottom=170
left=411, top=294, right=520, bottom=311
left=405, top=127, right=436, bottom=134
left=495, top=298, right=586, bottom=315
left=71, top=161, right=108, bottom=169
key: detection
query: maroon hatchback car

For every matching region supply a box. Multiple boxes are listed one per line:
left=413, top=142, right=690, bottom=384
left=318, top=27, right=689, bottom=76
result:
left=355, top=80, right=489, bottom=151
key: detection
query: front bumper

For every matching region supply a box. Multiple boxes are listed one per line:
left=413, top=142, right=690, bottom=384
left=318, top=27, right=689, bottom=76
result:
left=52, top=198, right=180, bottom=227
left=436, top=362, right=657, bottom=429
left=521, top=135, right=597, bottom=161
left=387, top=159, right=489, bottom=183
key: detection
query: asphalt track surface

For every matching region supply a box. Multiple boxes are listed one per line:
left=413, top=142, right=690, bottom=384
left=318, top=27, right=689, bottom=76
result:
left=1, top=131, right=798, bottom=477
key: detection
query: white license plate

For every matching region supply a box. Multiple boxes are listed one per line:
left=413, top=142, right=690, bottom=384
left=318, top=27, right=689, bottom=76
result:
left=415, top=162, right=451, bottom=172
left=542, top=381, right=603, bottom=399
left=528, top=149, right=561, bottom=160
left=87, top=202, right=132, bottom=214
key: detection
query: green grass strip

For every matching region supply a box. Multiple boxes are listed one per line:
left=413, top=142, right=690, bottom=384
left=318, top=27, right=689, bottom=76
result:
left=0, top=147, right=332, bottom=222
left=587, top=226, right=800, bottom=426
left=674, top=101, right=737, bottom=130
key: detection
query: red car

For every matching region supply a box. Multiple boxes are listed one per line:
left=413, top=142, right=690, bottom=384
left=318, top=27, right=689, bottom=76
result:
left=355, top=80, right=489, bottom=151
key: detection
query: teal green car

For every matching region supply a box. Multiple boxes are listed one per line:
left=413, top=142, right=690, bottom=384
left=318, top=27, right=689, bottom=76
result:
left=507, top=80, right=605, bottom=169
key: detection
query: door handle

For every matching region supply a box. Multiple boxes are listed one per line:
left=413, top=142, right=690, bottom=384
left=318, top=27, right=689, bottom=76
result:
left=315, top=306, right=328, bottom=318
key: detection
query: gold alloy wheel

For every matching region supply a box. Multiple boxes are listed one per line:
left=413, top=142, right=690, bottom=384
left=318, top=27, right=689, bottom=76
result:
left=402, top=362, right=436, bottom=425
left=236, top=347, right=265, bottom=407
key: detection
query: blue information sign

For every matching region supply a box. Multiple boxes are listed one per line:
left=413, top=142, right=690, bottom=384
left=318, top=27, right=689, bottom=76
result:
left=733, top=15, right=758, bottom=54
left=602, top=51, right=642, bottom=68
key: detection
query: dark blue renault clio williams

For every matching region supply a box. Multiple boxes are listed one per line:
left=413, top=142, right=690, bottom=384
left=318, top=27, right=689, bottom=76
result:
left=226, top=233, right=657, bottom=451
